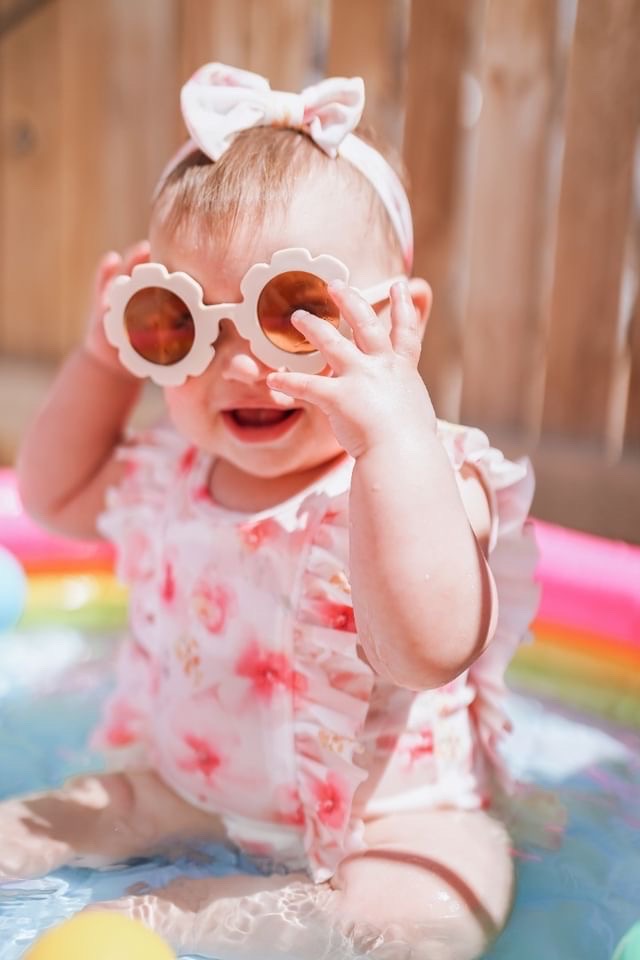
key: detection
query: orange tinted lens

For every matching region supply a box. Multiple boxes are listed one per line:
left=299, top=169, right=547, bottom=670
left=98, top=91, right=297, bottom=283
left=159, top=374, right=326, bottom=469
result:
left=257, top=271, right=340, bottom=354
left=124, top=287, right=195, bottom=366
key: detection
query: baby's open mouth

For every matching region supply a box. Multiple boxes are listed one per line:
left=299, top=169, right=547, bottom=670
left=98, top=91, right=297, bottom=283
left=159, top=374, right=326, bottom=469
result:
left=222, top=407, right=303, bottom=443
left=230, top=408, right=298, bottom=428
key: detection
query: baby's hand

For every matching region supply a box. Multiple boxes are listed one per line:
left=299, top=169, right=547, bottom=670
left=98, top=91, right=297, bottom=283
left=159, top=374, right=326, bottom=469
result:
left=267, top=281, right=436, bottom=458
left=83, top=241, right=150, bottom=376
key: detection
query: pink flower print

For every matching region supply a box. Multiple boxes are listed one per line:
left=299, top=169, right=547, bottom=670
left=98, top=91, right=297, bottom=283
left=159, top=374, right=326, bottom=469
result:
left=193, top=484, right=213, bottom=502
left=309, top=598, right=356, bottom=632
left=179, top=445, right=198, bottom=474
left=407, top=728, right=435, bottom=767
left=102, top=698, right=141, bottom=748
left=161, top=561, right=176, bottom=604
left=235, top=640, right=305, bottom=701
left=120, top=528, right=153, bottom=582
left=376, top=733, right=399, bottom=752
left=312, top=772, right=348, bottom=829
left=179, top=733, right=221, bottom=781
left=329, top=670, right=370, bottom=701
left=275, top=785, right=305, bottom=827
left=191, top=579, right=234, bottom=634
left=329, top=570, right=351, bottom=595
left=123, top=458, right=141, bottom=482
left=175, top=634, right=202, bottom=681
left=237, top=517, right=280, bottom=550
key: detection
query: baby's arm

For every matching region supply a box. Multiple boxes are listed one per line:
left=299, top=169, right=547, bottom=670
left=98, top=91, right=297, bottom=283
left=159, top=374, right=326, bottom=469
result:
left=17, top=245, right=149, bottom=539
left=268, top=281, right=496, bottom=691
left=349, top=425, right=497, bottom=689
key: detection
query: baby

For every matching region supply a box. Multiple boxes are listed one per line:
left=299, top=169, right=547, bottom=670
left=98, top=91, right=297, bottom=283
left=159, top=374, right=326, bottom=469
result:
left=4, top=64, right=538, bottom=959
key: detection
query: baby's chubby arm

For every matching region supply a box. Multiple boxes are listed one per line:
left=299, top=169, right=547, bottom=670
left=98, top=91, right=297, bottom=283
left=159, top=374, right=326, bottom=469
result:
left=267, top=281, right=496, bottom=691
left=17, top=244, right=149, bottom=539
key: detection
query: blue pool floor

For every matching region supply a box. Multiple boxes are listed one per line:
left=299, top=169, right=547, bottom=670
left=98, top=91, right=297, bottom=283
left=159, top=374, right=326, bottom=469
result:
left=0, top=627, right=639, bottom=959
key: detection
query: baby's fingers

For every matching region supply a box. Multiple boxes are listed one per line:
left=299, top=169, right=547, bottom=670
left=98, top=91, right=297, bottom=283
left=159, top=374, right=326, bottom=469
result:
left=389, top=281, right=427, bottom=361
left=266, top=370, right=336, bottom=414
left=122, top=239, right=151, bottom=275
left=94, top=240, right=149, bottom=314
left=328, top=281, right=389, bottom=355
left=290, top=309, right=356, bottom=373
left=92, top=252, right=124, bottom=320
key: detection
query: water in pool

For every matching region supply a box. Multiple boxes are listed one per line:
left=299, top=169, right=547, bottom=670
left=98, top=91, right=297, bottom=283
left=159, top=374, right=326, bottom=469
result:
left=1, top=628, right=638, bottom=959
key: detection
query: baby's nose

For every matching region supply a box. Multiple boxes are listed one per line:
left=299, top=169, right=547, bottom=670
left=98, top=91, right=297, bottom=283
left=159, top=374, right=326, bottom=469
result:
left=215, top=318, right=271, bottom=384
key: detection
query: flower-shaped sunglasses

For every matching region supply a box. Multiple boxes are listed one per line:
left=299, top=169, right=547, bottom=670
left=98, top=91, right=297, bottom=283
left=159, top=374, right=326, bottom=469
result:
left=104, top=248, right=405, bottom=386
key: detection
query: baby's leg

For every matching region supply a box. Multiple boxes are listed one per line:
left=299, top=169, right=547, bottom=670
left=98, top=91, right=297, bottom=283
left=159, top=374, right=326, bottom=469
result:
left=336, top=808, right=514, bottom=958
left=0, top=770, right=225, bottom=880
left=90, top=809, right=512, bottom=959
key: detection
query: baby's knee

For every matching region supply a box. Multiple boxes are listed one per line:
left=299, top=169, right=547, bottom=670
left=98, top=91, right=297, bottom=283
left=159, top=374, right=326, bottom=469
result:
left=334, top=857, right=493, bottom=959
left=331, top=812, right=514, bottom=960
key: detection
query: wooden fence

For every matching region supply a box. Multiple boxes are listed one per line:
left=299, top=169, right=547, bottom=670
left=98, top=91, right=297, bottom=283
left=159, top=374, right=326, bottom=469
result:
left=1, top=0, right=639, bottom=541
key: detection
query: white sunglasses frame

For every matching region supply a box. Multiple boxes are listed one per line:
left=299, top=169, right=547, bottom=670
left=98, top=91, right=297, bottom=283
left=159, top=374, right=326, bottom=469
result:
left=104, top=247, right=406, bottom=386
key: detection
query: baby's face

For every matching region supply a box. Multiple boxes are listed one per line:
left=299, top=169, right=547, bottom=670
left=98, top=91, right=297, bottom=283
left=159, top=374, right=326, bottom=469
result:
left=149, top=173, right=395, bottom=484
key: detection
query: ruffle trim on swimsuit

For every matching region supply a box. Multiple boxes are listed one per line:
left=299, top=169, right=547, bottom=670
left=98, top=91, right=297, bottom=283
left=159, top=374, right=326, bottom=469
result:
left=436, top=421, right=540, bottom=791
left=291, top=489, right=375, bottom=883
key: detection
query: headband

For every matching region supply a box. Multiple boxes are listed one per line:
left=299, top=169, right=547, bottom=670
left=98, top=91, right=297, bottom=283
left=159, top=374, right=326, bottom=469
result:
left=156, top=63, right=414, bottom=269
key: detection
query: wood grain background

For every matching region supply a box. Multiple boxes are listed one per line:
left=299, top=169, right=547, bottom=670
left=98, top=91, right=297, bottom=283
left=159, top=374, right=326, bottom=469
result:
left=1, top=0, right=639, bottom=540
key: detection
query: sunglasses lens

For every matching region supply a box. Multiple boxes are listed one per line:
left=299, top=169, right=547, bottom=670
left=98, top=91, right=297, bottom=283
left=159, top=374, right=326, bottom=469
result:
left=257, top=271, right=339, bottom=354
left=123, top=287, right=196, bottom=365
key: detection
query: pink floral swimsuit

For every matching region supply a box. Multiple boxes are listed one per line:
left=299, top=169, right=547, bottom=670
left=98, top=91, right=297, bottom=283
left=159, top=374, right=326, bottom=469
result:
left=93, top=420, right=538, bottom=882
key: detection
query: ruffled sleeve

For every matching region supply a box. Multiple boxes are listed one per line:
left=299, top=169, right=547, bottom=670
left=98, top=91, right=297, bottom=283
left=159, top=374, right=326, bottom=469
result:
left=290, top=485, right=375, bottom=883
left=436, top=420, right=540, bottom=787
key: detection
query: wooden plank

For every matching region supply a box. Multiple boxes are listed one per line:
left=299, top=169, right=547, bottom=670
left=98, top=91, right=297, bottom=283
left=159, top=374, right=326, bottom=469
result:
left=404, top=0, right=485, bottom=421
left=0, top=0, right=62, bottom=360
left=179, top=0, right=253, bottom=86
left=246, top=0, right=317, bottom=90
left=542, top=0, right=640, bottom=443
left=460, top=0, right=562, bottom=435
left=327, top=0, right=408, bottom=148
left=0, top=0, right=7, bottom=364
left=180, top=0, right=314, bottom=97
left=530, top=443, right=640, bottom=545
left=625, top=274, right=640, bottom=452
left=622, top=147, right=640, bottom=454
left=57, top=0, right=179, bottom=357
left=488, top=429, right=640, bottom=544
left=0, top=0, right=54, bottom=35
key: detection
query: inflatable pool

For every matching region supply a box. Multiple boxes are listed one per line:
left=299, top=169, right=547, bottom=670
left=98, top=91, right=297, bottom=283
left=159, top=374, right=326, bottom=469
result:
left=1, top=469, right=639, bottom=957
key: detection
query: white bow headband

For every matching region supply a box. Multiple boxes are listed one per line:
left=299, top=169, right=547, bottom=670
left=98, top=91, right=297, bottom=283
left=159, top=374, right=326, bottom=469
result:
left=156, top=63, right=414, bottom=269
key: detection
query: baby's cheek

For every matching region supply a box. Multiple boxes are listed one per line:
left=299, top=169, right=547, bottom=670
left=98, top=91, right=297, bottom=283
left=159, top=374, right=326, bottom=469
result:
left=163, top=383, right=206, bottom=437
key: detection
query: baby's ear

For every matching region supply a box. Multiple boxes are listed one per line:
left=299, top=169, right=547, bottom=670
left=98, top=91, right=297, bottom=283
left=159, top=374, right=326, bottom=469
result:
left=407, top=277, right=432, bottom=336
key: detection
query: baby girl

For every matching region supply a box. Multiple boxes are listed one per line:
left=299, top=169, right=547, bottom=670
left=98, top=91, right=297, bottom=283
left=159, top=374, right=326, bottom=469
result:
left=5, top=64, right=538, bottom=959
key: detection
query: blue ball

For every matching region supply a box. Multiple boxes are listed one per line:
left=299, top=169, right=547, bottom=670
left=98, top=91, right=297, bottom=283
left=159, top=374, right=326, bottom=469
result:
left=0, top=546, right=27, bottom=631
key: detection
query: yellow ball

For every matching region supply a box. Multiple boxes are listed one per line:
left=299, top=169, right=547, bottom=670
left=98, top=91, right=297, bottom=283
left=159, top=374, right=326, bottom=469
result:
left=24, top=911, right=176, bottom=960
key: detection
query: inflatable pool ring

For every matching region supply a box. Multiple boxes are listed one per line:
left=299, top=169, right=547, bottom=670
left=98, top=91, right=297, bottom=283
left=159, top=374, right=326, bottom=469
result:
left=24, top=911, right=175, bottom=959
left=0, top=469, right=114, bottom=574
left=0, top=545, right=27, bottom=631
left=508, top=520, right=640, bottom=727
left=0, top=469, right=126, bottom=630
left=21, top=571, right=128, bottom=631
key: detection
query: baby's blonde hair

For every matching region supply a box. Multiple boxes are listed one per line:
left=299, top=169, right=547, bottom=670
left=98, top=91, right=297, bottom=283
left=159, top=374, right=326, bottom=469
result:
left=151, top=126, right=409, bottom=272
